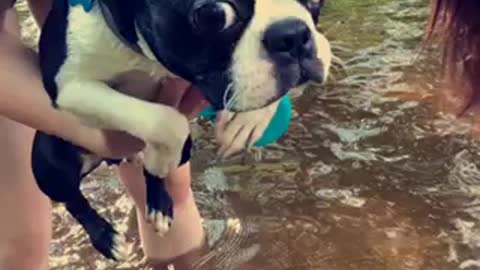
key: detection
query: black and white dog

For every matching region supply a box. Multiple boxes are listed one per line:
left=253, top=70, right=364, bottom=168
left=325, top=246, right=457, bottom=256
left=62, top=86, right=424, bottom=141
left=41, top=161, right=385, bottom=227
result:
left=32, top=0, right=331, bottom=261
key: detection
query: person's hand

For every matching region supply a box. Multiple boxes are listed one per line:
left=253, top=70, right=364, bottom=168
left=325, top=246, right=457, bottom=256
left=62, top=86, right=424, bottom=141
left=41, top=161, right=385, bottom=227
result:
left=215, top=100, right=280, bottom=158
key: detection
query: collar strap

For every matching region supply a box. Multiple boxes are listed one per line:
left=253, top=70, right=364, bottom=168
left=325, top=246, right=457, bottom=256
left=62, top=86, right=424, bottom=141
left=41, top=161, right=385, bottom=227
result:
left=70, top=0, right=94, bottom=12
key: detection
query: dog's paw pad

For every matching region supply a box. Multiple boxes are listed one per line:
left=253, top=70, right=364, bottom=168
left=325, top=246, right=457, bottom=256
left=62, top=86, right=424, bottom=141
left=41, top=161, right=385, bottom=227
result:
left=145, top=204, right=173, bottom=236
left=154, top=212, right=173, bottom=236
left=144, top=172, right=174, bottom=236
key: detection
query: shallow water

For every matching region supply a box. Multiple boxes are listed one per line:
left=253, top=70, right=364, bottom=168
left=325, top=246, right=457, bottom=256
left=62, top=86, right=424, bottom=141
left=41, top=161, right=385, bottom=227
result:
left=16, top=0, right=480, bottom=269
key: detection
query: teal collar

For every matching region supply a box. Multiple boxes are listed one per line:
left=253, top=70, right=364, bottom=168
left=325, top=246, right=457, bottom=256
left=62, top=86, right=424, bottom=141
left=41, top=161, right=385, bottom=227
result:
left=70, top=0, right=94, bottom=12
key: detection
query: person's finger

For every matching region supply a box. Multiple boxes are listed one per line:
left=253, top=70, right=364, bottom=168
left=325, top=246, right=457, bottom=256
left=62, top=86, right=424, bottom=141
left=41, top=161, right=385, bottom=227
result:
left=247, top=126, right=266, bottom=151
left=178, top=85, right=210, bottom=119
left=218, top=125, right=244, bottom=158
left=221, top=125, right=252, bottom=158
left=155, top=77, right=191, bottom=107
left=215, top=110, right=233, bottom=144
left=217, top=115, right=243, bottom=157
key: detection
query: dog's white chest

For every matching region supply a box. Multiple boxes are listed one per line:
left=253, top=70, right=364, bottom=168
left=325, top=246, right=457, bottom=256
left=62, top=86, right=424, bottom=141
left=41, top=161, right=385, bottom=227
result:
left=55, top=4, right=170, bottom=94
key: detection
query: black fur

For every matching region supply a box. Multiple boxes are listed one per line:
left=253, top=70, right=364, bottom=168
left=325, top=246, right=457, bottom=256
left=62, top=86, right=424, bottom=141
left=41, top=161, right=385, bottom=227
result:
left=301, top=0, right=325, bottom=24
left=38, top=0, right=69, bottom=103
left=134, top=0, right=255, bottom=110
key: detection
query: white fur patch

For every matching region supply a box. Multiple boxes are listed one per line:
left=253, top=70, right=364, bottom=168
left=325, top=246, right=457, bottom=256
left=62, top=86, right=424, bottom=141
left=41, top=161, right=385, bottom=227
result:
left=56, top=5, right=168, bottom=86
left=230, top=0, right=332, bottom=111
left=55, top=3, right=181, bottom=132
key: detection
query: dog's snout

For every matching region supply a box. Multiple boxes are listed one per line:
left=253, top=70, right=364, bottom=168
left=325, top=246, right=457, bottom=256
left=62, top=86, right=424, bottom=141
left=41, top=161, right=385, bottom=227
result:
left=263, top=18, right=314, bottom=60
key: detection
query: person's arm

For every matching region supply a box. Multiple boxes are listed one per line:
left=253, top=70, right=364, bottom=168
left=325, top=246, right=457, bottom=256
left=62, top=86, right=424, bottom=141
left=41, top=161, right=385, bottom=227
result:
left=0, top=7, right=55, bottom=134
left=0, top=4, right=144, bottom=158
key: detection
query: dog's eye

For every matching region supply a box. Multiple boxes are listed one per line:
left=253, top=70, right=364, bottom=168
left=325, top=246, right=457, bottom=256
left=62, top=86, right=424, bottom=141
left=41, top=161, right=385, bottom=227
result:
left=192, top=2, right=238, bottom=33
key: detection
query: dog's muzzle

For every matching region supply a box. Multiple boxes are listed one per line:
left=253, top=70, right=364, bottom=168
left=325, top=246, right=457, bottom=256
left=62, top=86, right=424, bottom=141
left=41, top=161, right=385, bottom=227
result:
left=263, top=18, right=324, bottom=93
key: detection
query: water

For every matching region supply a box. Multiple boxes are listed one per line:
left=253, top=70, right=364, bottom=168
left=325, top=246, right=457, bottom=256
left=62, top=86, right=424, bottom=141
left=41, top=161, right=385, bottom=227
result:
left=16, top=0, right=480, bottom=269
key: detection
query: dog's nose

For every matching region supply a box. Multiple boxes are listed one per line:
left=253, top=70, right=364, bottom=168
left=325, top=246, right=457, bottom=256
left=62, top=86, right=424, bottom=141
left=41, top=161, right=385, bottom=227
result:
left=263, top=18, right=314, bottom=60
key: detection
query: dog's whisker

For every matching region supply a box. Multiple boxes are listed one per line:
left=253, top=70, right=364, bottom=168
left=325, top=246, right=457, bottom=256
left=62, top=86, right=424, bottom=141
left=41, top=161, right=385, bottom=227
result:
left=224, top=83, right=233, bottom=101
left=225, top=87, right=240, bottom=111
left=225, top=92, right=236, bottom=110
left=222, top=84, right=231, bottom=108
left=223, top=83, right=235, bottom=110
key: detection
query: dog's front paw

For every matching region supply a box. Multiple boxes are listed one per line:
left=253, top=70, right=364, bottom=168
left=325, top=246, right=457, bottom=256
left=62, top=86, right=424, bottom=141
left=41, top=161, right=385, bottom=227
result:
left=143, top=141, right=184, bottom=178
left=144, top=109, right=189, bottom=177
left=217, top=100, right=280, bottom=158
left=144, top=169, right=174, bottom=236
left=146, top=108, right=190, bottom=145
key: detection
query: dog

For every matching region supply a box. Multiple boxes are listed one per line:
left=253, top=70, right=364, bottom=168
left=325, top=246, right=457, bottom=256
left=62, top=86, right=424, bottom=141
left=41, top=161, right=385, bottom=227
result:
left=31, top=0, right=332, bottom=261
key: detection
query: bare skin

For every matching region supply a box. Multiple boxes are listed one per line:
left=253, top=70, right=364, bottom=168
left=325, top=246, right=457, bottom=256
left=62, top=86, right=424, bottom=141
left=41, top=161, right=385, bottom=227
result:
left=0, top=9, right=53, bottom=268
left=0, top=118, right=51, bottom=270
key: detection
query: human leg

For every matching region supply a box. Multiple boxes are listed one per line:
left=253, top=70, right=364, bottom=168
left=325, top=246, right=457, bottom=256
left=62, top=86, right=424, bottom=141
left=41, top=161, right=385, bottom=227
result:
left=118, top=161, right=205, bottom=268
left=0, top=117, right=52, bottom=270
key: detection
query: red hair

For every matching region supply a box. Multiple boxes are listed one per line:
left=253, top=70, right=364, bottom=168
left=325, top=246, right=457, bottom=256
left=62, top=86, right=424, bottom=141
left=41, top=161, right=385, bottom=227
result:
left=426, top=0, right=480, bottom=113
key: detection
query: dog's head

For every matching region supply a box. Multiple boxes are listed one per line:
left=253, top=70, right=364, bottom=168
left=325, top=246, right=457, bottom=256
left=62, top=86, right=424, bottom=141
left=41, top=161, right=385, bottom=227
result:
left=134, top=0, right=331, bottom=112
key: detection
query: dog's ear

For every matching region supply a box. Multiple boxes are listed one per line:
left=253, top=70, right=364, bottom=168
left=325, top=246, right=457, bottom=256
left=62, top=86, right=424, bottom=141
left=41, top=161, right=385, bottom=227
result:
left=300, top=0, right=325, bottom=25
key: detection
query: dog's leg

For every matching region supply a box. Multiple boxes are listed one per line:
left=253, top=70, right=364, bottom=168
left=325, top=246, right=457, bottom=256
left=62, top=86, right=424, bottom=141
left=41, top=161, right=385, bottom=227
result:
left=144, top=135, right=193, bottom=235
left=32, top=131, right=84, bottom=202
left=65, top=195, right=129, bottom=260
left=144, top=172, right=173, bottom=235
left=31, top=132, right=129, bottom=261
left=56, top=79, right=190, bottom=178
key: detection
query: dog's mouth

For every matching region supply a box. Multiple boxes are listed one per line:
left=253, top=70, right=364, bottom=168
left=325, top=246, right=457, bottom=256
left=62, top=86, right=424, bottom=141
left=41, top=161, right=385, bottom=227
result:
left=225, top=59, right=322, bottom=113
left=276, top=58, right=325, bottom=97
left=192, top=57, right=325, bottom=113
left=299, top=58, right=324, bottom=85
left=210, top=60, right=324, bottom=113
